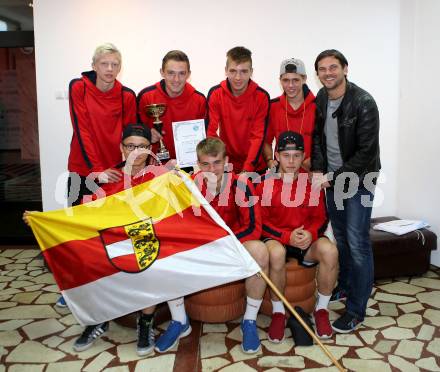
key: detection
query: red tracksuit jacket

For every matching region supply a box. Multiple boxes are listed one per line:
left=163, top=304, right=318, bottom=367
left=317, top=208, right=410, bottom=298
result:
left=267, top=85, right=316, bottom=159
left=206, top=79, right=269, bottom=173
left=137, top=81, right=206, bottom=159
left=68, top=71, right=137, bottom=176
left=194, top=172, right=262, bottom=243
left=256, top=171, right=327, bottom=245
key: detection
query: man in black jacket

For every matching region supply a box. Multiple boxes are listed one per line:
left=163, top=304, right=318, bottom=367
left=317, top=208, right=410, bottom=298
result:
left=311, top=49, right=380, bottom=333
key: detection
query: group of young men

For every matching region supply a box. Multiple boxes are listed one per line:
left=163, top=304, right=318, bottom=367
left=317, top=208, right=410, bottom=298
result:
left=50, top=42, right=380, bottom=356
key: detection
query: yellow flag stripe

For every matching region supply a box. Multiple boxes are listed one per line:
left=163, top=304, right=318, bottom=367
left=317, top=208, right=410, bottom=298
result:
left=29, top=172, right=199, bottom=251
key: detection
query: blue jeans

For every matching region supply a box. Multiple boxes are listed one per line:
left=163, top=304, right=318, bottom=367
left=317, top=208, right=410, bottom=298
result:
left=326, top=185, right=374, bottom=321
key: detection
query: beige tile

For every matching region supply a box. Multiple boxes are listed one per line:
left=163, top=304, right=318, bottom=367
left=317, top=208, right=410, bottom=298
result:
left=203, top=323, right=228, bottom=333
left=378, top=282, right=425, bottom=295
left=256, top=313, right=271, bottom=328
left=0, top=301, right=17, bottom=309
left=397, top=313, right=422, bottom=328
left=15, top=258, right=34, bottom=264
left=410, top=277, right=440, bottom=290
left=61, top=325, right=83, bottom=337
left=362, top=316, right=395, bottom=329
left=134, top=355, right=176, bottom=372
left=328, top=301, right=345, bottom=311
left=0, top=345, right=5, bottom=357
left=355, top=347, right=383, bottom=359
left=381, top=326, right=415, bottom=340
left=359, top=330, right=378, bottom=345
left=257, top=355, right=305, bottom=369
left=83, top=351, right=115, bottom=372
left=103, top=367, right=130, bottom=372
left=0, top=319, right=32, bottom=331
left=424, top=270, right=440, bottom=278
left=0, top=249, right=23, bottom=258
left=43, top=285, right=60, bottom=292
left=33, top=273, right=56, bottom=284
left=417, top=291, right=440, bottom=308
left=374, top=340, right=397, bottom=354
left=116, top=342, right=156, bottom=362
left=7, top=269, right=28, bottom=277
left=59, top=337, right=114, bottom=360
left=0, top=288, right=21, bottom=296
left=201, top=333, right=228, bottom=359
left=0, top=330, right=22, bottom=346
left=294, top=368, right=340, bottom=372
left=0, top=282, right=6, bottom=290
left=295, top=345, right=349, bottom=367
left=367, top=298, right=377, bottom=307
left=395, top=340, right=424, bottom=359
left=201, top=357, right=230, bottom=372
left=365, top=308, right=379, bottom=316
left=28, top=259, right=45, bottom=267
left=415, top=357, right=440, bottom=371
left=59, top=314, right=79, bottom=326
left=388, top=355, right=420, bottom=372
left=0, top=275, right=12, bottom=283
left=42, top=336, right=65, bottom=348
left=17, top=275, right=34, bottom=281
left=219, top=361, right=257, bottom=372
left=9, top=280, right=35, bottom=289
left=399, top=302, right=425, bottom=313
left=229, top=344, right=262, bottom=362
left=427, top=338, right=440, bottom=357
left=6, top=341, right=66, bottom=363
left=22, top=318, right=66, bottom=339
left=46, top=361, right=85, bottom=372
left=11, top=291, right=41, bottom=304
left=0, top=305, right=60, bottom=320
left=335, top=334, right=363, bottom=346
left=423, top=309, right=440, bottom=326
left=417, top=324, right=435, bottom=341
left=342, top=358, right=392, bottom=372
left=28, top=270, right=45, bottom=277
left=0, top=257, right=13, bottom=265
left=35, top=293, right=59, bottom=304
left=8, top=364, right=45, bottom=372
left=378, top=303, right=398, bottom=316
left=104, top=322, right=137, bottom=344
left=374, top=292, right=416, bottom=304
left=5, top=264, right=27, bottom=270
left=0, top=294, right=12, bottom=301
left=261, top=338, right=293, bottom=354
left=14, top=250, right=41, bottom=259
left=24, top=284, right=45, bottom=292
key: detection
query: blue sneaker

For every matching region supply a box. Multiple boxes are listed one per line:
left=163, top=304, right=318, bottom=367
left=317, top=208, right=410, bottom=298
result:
left=56, top=295, right=67, bottom=308
left=241, top=319, right=261, bottom=353
left=155, top=317, right=192, bottom=353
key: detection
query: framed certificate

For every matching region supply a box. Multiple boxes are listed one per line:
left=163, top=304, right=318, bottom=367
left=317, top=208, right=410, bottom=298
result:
left=172, top=119, right=206, bottom=168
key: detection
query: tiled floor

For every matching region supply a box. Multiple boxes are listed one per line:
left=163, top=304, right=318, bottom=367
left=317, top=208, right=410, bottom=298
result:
left=1, top=247, right=440, bottom=372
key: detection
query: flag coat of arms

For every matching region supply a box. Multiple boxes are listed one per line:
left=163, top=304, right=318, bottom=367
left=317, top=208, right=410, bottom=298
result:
left=28, top=171, right=260, bottom=325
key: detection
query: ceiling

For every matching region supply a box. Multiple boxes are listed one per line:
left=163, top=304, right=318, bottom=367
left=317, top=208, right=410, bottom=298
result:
left=0, top=0, right=33, bottom=30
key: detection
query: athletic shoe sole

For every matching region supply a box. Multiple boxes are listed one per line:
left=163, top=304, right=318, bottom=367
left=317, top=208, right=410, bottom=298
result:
left=136, top=345, right=154, bottom=356
left=331, top=321, right=362, bottom=334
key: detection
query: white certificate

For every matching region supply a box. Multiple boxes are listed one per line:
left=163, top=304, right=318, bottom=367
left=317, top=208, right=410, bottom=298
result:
left=172, top=119, right=206, bottom=168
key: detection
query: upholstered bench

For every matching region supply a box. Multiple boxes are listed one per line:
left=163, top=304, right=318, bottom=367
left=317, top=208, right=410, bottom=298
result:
left=371, top=216, right=437, bottom=279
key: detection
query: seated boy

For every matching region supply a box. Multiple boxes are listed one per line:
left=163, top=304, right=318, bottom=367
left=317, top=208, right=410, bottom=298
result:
left=256, top=131, right=338, bottom=340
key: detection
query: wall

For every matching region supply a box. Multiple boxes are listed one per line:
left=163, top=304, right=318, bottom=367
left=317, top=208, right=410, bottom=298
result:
left=398, top=0, right=440, bottom=266
left=33, top=0, right=400, bottom=217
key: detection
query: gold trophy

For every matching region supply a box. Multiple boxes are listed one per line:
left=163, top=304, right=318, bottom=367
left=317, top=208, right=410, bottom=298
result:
left=145, top=103, right=170, bottom=161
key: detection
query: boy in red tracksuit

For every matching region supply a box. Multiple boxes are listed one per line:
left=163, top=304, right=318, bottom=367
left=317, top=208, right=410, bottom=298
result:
left=264, top=58, right=316, bottom=171
left=137, top=50, right=206, bottom=166
left=194, top=137, right=269, bottom=354
left=206, top=46, right=270, bottom=173
left=68, top=43, right=137, bottom=206
left=256, top=131, right=338, bottom=341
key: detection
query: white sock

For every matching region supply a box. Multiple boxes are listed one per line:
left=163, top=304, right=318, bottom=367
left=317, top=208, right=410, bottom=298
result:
left=243, top=296, right=262, bottom=321
left=167, top=297, right=187, bottom=324
left=271, top=300, right=285, bottom=314
left=315, top=292, right=331, bottom=311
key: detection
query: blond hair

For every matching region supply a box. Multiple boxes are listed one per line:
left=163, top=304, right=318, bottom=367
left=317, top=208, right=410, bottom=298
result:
left=92, top=43, right=121, bottom=65
left=196, top=137, right=226, bottom=160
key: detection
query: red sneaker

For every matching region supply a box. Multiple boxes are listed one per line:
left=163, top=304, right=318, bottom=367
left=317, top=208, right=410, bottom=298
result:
left=313, top=309, right=333, bottom=339
left=268, top=312, right=286, bottom=343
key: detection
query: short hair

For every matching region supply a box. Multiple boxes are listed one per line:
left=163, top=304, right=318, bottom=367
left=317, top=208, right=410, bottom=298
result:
left=196, top=137, right=226, bottom=160
left=162, top=50, right=190, bottom=71
left=226, top=46, right=252, bottom=67
left=92, top=43, right=121, bottom=65
left=314, top=49, right=348, bottom=72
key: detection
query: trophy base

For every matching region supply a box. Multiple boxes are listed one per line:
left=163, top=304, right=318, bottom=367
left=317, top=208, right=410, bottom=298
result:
left=156, top=151, right=170, bottom=162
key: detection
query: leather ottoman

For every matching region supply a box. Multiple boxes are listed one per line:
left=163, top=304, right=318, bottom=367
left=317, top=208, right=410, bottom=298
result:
left=371, top=216, right=437, bottom=279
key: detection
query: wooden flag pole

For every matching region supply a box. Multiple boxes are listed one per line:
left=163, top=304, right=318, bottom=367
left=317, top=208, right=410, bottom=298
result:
left=258, top=270, right=347, bottom=372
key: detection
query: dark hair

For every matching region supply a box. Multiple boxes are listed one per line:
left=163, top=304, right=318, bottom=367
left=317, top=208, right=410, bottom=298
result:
left=122, top=123, right=152, bottom=143
left=162, top=50, right=190, bottom=71
left=314, top=49, right=348, bottom=72
left=226, top=46, right=252, bottom=67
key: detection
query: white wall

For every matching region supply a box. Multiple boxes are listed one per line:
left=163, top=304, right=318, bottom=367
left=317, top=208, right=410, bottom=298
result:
left=398, top=0, right=440, bottom=266
left=33, top=0, right=400, bottom=218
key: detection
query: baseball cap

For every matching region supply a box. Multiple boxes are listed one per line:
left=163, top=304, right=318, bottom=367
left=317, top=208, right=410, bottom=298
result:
left=276, top=131, right=304, bottom=152
left=280, top=58, right=306, bottom=76
left=122, top=123, right=152, bottom=143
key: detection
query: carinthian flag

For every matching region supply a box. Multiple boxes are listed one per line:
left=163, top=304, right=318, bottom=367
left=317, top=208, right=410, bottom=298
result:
left=27, top=171, right=260, bottom=325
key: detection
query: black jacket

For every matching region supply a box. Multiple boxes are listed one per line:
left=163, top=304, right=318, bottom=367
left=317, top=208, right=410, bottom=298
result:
left=311, top=80, right=381, bottom=185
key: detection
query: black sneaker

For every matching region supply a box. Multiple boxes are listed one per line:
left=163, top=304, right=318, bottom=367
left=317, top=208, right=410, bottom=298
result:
left=73, top=322, right=109, bottom=352
left=329, top=286, right=348, bottom=303
left=332, top=312, right=362, bottom=333
left=137, top=313, right=155, bottom=356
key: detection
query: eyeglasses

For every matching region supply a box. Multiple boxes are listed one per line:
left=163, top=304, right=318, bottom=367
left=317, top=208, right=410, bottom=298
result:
left=122, top=144, right=151, bottom=151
